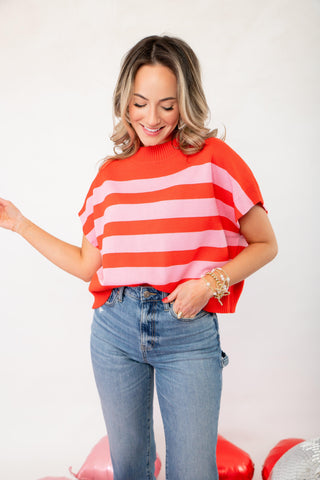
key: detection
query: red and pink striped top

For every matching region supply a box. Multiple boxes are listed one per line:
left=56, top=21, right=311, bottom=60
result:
left=79, top=137, right=264, bottom=312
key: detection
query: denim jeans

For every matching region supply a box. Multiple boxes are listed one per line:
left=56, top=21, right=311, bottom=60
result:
left=90, top=286, right=228, bottom=480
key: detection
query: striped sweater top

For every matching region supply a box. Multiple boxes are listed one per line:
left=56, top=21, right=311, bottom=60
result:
left=79, top=137, right=264, bottom=313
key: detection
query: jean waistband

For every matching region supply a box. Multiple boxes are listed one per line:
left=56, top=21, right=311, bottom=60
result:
left=115, top=286, right=168, bottom=302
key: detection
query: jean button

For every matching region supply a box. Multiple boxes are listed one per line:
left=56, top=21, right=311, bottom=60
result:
left=143, top=291, right=152, bottom=298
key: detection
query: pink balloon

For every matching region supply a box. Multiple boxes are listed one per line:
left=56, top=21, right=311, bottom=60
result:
left=69, top=436, right=113, bottom=480
left=69, top=436, right=161, bottom=480
left=38, top=477, right=73, bottom=480
left=154, top=456, right=161, bottom=477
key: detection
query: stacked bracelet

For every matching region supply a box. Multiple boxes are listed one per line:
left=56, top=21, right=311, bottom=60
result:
left=201, top=267, right=230, bottom=305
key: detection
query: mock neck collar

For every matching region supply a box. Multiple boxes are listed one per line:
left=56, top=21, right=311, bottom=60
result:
left=137, top=137, right=180, bottom=161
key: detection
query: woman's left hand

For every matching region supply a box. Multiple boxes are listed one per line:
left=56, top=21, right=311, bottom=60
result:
left=162, top=279, right=212, bottom=319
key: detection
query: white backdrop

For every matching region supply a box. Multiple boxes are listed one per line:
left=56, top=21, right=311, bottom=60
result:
left=0, top=1, right=319, bottom=479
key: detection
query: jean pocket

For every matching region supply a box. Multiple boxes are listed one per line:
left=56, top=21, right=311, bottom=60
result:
left=104, top=288, right=119, bottom=307
left=168, top=302, right=210, bottom=322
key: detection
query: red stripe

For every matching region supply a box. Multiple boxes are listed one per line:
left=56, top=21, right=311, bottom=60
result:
left=99, top=216, right=239, bottom=238
left=101, top=246, right=243, bottom=268
left=92, top=183, right=225, bottom=214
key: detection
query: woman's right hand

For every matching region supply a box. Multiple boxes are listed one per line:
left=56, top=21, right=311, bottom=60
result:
left=0, top=198, right=24, bottom=232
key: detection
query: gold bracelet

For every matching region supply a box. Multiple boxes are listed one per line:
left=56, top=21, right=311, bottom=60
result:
left=201, top=268, right=230, bottom=305
left=201, top=277, right=216, bottom=297
left=215, top=267, right=230, bottom=286
left=210, top=271, right=230, bottom=305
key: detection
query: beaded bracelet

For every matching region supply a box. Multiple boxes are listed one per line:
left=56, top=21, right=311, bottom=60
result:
left=201, top=267, right=230, bottom=305
left=201, top=278, right=216, bottom=297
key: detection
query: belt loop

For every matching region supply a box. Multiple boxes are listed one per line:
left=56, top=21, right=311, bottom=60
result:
left=117, top=286, right=125, bottom=302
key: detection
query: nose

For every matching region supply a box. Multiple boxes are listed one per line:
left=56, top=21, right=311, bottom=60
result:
left=146, top=105, right=160, bottom=127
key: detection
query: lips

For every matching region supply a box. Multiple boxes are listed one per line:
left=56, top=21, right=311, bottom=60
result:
left=141, top=124, right=164, bottom=135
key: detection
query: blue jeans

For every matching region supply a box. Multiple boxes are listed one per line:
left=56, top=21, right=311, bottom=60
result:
left=90, top=286, right=228, bottom=480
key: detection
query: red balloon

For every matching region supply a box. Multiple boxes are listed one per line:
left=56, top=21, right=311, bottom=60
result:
left=216, top=435, right=254, bottom=479
left=261, top=438, right=305, bottom=479
left=69, top=435, right=161, bottom=479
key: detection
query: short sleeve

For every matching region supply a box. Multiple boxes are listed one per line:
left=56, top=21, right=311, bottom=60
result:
left=78, top=176, right=100, bottom=248
left=210, top=138, right=266, bottom=222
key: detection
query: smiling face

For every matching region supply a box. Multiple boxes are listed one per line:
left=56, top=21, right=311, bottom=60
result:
left=128, top=64, right=180, bottom=146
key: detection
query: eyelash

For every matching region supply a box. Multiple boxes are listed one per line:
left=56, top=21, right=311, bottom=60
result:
left=134, top=103, right=174, bottom=111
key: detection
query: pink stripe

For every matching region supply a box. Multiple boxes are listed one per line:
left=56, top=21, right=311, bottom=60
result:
left=86, top=229, right=98, bottom=247
left=211, top=164, right=254, bottom=215
left=80, top=162, right=214, bottom=225
left=79, top=209, right=89, bottom=226
left=94, top=198, right=235, bottom=239
left=101, top=230, right=247, bottom=254
left=96, top=260, right=229, bottom=287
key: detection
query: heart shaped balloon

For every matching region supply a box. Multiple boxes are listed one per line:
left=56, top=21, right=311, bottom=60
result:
left=69, top=435, right=161, bottom=479
left=217, top=435, right=254, bottom=479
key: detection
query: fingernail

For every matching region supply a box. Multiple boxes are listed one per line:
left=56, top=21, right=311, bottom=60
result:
left=162, top=297, right=168, bottom=302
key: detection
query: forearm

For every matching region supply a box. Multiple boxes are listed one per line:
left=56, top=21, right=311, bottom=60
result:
left=16, top=217, right=90, bottom=281
left=221, top=240, right=278, bottom=287
left=1, top=198, right=101, bottom=281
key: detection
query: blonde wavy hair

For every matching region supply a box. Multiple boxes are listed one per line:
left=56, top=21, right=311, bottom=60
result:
left=107, top=35, right=221, bottom=162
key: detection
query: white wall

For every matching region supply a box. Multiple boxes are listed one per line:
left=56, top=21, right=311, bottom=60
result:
left=0, top=1, right=319, bottom=479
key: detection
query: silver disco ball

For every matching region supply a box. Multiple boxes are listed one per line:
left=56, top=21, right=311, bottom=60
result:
left=270, top=438, right=320, bottom=479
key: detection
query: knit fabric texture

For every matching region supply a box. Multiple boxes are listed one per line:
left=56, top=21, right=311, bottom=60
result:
left=79, top=137, right=264, bottom=312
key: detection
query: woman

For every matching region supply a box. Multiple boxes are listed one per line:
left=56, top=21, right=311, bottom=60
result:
left=0, top=35, right=277, bottom=480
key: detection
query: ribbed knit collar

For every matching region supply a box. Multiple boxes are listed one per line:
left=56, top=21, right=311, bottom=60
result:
left=137, top=137, right=180, bottom=162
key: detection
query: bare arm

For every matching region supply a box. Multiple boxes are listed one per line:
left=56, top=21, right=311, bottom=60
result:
left=164, top=205, right=278, bottom=317
left=220, top=204, right=278, bottom=285
left=0, top=198, right=101, bottom=281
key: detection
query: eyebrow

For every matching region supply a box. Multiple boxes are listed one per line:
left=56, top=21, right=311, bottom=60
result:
left=133, top=93, right=176, bottom=102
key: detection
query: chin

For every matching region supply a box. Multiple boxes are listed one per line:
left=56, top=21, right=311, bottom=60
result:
left=142, top=138, right=164, bottom=146
left=139, top=132, right=173, bottom=147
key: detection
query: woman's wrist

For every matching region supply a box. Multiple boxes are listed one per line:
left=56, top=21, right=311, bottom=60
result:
left=200, top=268, right=230, bottom=305
left=201, top=275, right=217, bottom=298
left=14, top=215, right=31, bottom=236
